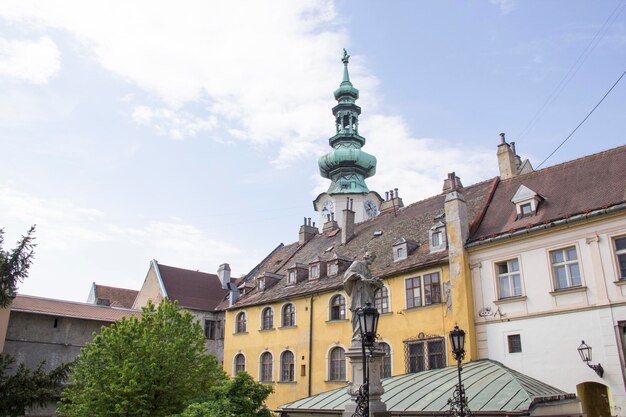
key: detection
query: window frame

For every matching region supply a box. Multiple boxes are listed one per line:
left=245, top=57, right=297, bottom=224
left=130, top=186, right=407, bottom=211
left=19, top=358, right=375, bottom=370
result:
left=379, top=341, right=393, bottom=378
left=205, top=319, right=217, bottom=340
left=374, top=286, right=390, bottom=314
left=234, top=353, right=246, bottom=375
left=328, top=346, right=346, bottom=381
left=287, top=270, right=296, bottom=285
left=329, top=294, right=346, bottom=321
left=259, top=351, right=273, bottom=383
left=507, top=334, right=522, bottom=354
left=549, top=246, right=583, bottom=290
left=235, top=312, right=247, bottom=334
left=405, top=337, right=446, bottom=373
left=495, top=258, right=523, bottom=299
left=328, top=263, right=339, bottom=276
left=282, top=303, right=296, bottom=327
left=613, top=235, right=626, bottom=281
left=310, top=264, right=319, bottom=279
left=280, top=350, right=295, bottom=382
left=261, top=307, right=274, bottom=330
left=405, top=272, right=442, bottom=309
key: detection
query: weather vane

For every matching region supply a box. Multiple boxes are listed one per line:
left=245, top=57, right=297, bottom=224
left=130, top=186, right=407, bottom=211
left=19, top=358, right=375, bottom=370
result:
left=342, top=48, right=350, bottom=64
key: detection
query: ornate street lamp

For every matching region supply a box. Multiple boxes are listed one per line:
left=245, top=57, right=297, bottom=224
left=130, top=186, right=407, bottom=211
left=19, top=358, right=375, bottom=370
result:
left=577, top=341, right=604, bottom=377
left=352, top=302, right=380, bottom=417
left=448, top=325, right=471, bottom=417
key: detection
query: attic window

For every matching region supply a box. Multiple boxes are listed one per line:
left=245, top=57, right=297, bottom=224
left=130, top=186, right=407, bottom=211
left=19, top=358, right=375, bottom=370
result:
left=429, top=221, right=447, bottom=253
left=328, top=263, right=339, bottom=276
left=288, top=271, right=296, bottom=285
left=258, top=278, right=265, bottom=290
left=373, top=231, right=383, bottom=237
left=511, top=184, right=541, bottom=219
left=396, top=247, right=405, bottom=260
left=325, top=246, right=334, bottom=253
left=393, top=238, right=418, bottom=262
left=310, top=264, right=319, bottom=279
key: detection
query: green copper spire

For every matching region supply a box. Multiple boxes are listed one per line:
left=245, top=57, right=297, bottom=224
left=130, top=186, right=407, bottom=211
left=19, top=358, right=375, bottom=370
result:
left=318, top=50, right=377, bottom=195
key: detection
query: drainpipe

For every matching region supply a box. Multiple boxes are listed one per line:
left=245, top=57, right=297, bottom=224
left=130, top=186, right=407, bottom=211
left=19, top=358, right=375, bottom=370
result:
left=308, top=295, right=313, bottom=397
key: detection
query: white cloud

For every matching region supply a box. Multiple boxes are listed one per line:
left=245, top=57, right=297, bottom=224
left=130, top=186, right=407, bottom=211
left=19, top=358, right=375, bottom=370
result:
left=489, top=0, right=517, bottom=14
left=132, top=105, right=218, bottom=140
left=0, top=36, right=60, bottom=84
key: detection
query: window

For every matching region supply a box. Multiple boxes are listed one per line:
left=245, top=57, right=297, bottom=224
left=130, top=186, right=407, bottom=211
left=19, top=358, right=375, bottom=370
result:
left=330, top=295, right=346, bottom=320
left=280, top=351, right=295, bottom=382
left=520, top=203, right=533, bottom=216
left=260, top=352, right=273, bottom=382
left=328, top=263, right=339, bottom=276
left=234, top=354, right=246, bottom=374
left=310, top=264, right=319, bottom=279
left=406, top=337, right=445, bottom=373
left=550, top=247, right=581, bottom=290
left=329, top=347, right=346, bottom=381
left=205, top=319, right=218, bottom=339
left=431, top=231, right=442, bottom=247
left=380, top=342, right=392, bottom=378
left=397, top=247, right=404, bottom=259
left=288, top=271, right=296, bottom=285
left=406, top=273, right=441, bottom=308
left=497, top=259, right=522, bottom=298
left=261, top=307, right=273, bottom=330
left=236, top=312, right=247, bottom=333
left=374, top=287, right=390, bottom=314
left=614, top=236, right=626, bottom=280
left=282, top=303, right=295, bottom=327
left=508, top=334, right=522, bottom=353
left=429, top=223, right=446, bottom=252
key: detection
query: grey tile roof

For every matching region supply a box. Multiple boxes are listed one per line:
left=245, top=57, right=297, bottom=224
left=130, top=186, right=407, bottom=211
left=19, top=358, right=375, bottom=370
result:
left=280, top=360, right=575, bottom=414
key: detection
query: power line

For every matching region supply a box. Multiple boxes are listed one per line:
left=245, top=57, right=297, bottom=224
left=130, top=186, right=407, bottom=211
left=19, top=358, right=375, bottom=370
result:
left=515, top=1, right=626, bottom=142
left=536, top=68, right=626, bottom=169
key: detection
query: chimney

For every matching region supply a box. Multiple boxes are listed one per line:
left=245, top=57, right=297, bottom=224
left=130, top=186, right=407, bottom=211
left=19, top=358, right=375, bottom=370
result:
left=380, top=188, right=404, bottom=214
left=299, top=217, right=318, bottom=244
left=442, top=173, right=464, bottom=193
left=444, top=172, right=469, bottom=248
left=497, top=133, right=518, bottom=179
left=218, top=263, right=231, bottom=290
left=341, top=198, right=355, bottom=245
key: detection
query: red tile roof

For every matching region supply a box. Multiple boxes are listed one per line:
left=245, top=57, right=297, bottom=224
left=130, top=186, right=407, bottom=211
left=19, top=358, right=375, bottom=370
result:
left=470, top=145, right=626, bottom=242
left=93, top=284, right=138, bottom=308
left=157, top=263, right=229, bottom=312
left=12, top=294, right=140, bottom=322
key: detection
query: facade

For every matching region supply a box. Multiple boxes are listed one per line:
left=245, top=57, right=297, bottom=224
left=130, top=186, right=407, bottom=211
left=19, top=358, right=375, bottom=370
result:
left=3, top=294, right=139, bottom=416
left=468, top=145, right=626, bottom=417
left=223, top=54, right=493, bottom=410
left=133, top=259, right=231, bottom=363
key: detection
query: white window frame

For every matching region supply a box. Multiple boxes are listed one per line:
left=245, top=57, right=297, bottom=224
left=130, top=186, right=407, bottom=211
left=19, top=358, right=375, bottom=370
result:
left=429, top=222, right=447, bottom=253
left=233, top=352, right=246, bottom=376
left=260, top=306, right=274, bottom=330
left=378, top=340, right=393, bottom=378
left=310, top=264, right=319, bottom=279
left=404, top=271, right=442, bottom=309
left=279, top=350, right=296, bottom=382
left=613, top=235, right=626, bottom=281
left=329, top=293, right=347, bottom=321
left=495, top=258, right=523, bottom=299
left=374, top=285, right=391, bottom=314
left=235, top=311, right=247, bottom=334
left=326, top=345, right=347, bottom=382
left=259, top=350, right=274, bottom=383
left=287, top=270, right=296, bottom=285
left=549, top=245, right=583, bottom=290
left=281, top=302, right=296, bottom=327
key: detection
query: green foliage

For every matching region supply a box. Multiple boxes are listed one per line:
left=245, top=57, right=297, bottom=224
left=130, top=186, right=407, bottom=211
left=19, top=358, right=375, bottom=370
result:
left=58, top=300, right=227, bottom=417
left=0, top=353, right=69, bottom=417
left=174, top=372, right=274, bottom=417
left=0, top=226, right=36, bottom=308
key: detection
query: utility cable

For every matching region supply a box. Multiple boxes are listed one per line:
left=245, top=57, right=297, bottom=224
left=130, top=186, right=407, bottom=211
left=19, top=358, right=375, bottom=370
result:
left=536, top=68, right=626, bottom=169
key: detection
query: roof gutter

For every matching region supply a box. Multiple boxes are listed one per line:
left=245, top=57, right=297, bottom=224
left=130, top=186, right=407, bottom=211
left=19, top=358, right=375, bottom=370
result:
left=151, top=259, right=169, bottom=299
left=467, top=202, right=626, bottom=248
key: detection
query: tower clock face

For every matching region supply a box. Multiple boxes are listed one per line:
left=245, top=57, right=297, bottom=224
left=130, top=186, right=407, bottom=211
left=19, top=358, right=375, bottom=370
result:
left=364, top=199, right=379, bottom=217
left=321, top=200, right=334, bottom=220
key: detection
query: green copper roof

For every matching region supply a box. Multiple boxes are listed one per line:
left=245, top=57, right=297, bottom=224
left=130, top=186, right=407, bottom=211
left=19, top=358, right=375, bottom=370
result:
left=280, top=360, right=575, bottom=415
left=319, top=49, right=376, bottom=195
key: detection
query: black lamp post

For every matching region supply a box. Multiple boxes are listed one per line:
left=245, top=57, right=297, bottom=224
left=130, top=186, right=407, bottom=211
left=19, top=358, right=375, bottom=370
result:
left=448, top=325, right=471, bottom=417
left=577, top=340, right=604, bottom=377
left=352, top=302, right=380, bottom=417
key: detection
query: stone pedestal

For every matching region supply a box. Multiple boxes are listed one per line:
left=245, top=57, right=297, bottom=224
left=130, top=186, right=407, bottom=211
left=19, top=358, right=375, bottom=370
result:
left=343, top=343, right=389, bottom=417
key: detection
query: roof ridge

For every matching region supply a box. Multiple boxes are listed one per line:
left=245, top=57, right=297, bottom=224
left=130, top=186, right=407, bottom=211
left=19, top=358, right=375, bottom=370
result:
left=502, top=144, right=626, bottom=183
left=157, top=263, right=218, bottom=277
left=94, top=283, right=138, bottom=292
left=15, top=293, right=140, bottom=311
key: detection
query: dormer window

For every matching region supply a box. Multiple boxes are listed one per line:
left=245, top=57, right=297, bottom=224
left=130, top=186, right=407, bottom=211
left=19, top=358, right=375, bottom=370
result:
left=286, top=263, right=307, bottom=285
left=393, top=238, right=418, bottom=262
left=288, top=271, right=296, bottom=285
left=511, top=184, right=542, bottom=219
left=310, top=264, right=319, bottom=279
left=328, top=263, right=339, bottom=276
left=258, top=278, right=265, bottom=290
left=429, top=222, right=447, bottom=253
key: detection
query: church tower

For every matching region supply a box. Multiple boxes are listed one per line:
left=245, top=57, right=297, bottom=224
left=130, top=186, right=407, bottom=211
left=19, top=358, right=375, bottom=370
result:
left=313, top=50, right=383, bottom=230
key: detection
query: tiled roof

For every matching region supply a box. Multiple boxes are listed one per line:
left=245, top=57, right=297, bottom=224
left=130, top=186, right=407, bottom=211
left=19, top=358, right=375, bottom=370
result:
left=231, top=178, right=494, bottom=308
left=12, top=294, right=140, bottom=322
left=280, top=360, right=575, bottom=414
left=93, top=284, right=138, bottom=308
left=157, top=263, right=229, bottom=312
left=470, top=145, right=626, bottom=242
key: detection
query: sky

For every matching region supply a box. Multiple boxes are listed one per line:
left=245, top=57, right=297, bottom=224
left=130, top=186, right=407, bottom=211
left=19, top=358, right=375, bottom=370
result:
left=1, top=0, right=624, bottom=303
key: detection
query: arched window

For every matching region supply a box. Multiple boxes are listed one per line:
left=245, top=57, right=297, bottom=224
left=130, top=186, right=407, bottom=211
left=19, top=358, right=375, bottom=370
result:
left=374, top=287, right=390, bottom=314
left=282, top=303, right=295, bottom=327
left=261, top=307, right=273, bottom=330
left=380, top=342, right=392, bottom=378
left=329, top=347, right=346, bottom=381
left=280, top=351, right=295, bottom=382
left=330, top=295, right=346, bottom=320
left=260, top=352, right=273, bottom=382
left=236, top=312, right=247, bottom=333
left=234, top=353, right=246, bottom=375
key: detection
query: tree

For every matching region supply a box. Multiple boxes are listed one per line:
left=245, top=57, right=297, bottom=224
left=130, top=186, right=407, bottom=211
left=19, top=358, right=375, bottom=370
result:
left=0, top=354, right=69, bottom=417
left=175, top=372, right=274, bottom=417
left=0, top=226, right=36, bottom=307
left=58, top=300, right=226, bottom=417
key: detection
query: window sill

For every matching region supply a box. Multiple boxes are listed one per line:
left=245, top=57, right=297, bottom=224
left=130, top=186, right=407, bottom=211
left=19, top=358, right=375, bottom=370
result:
left=403, top=303, right=442, bottom=312
left=279, top=325, right=297, bottom=329
left=325, top=380, right=347, bottom=384
left=277, top=381, right=297, bottom=384
left=326, top=319, right=348, bottom=323
left=233, top=331, right=248, bottom=335
left=260, top=381, right=275, bottom=385
left=259, top=328, right=275, bottom=332
left=494, top=295, right=527, bottom=305
left=379, top=311, right=393, bottom=316
left=613, top=279, right=626, bottom=286
left=549, top=286, right=587, bottom=296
